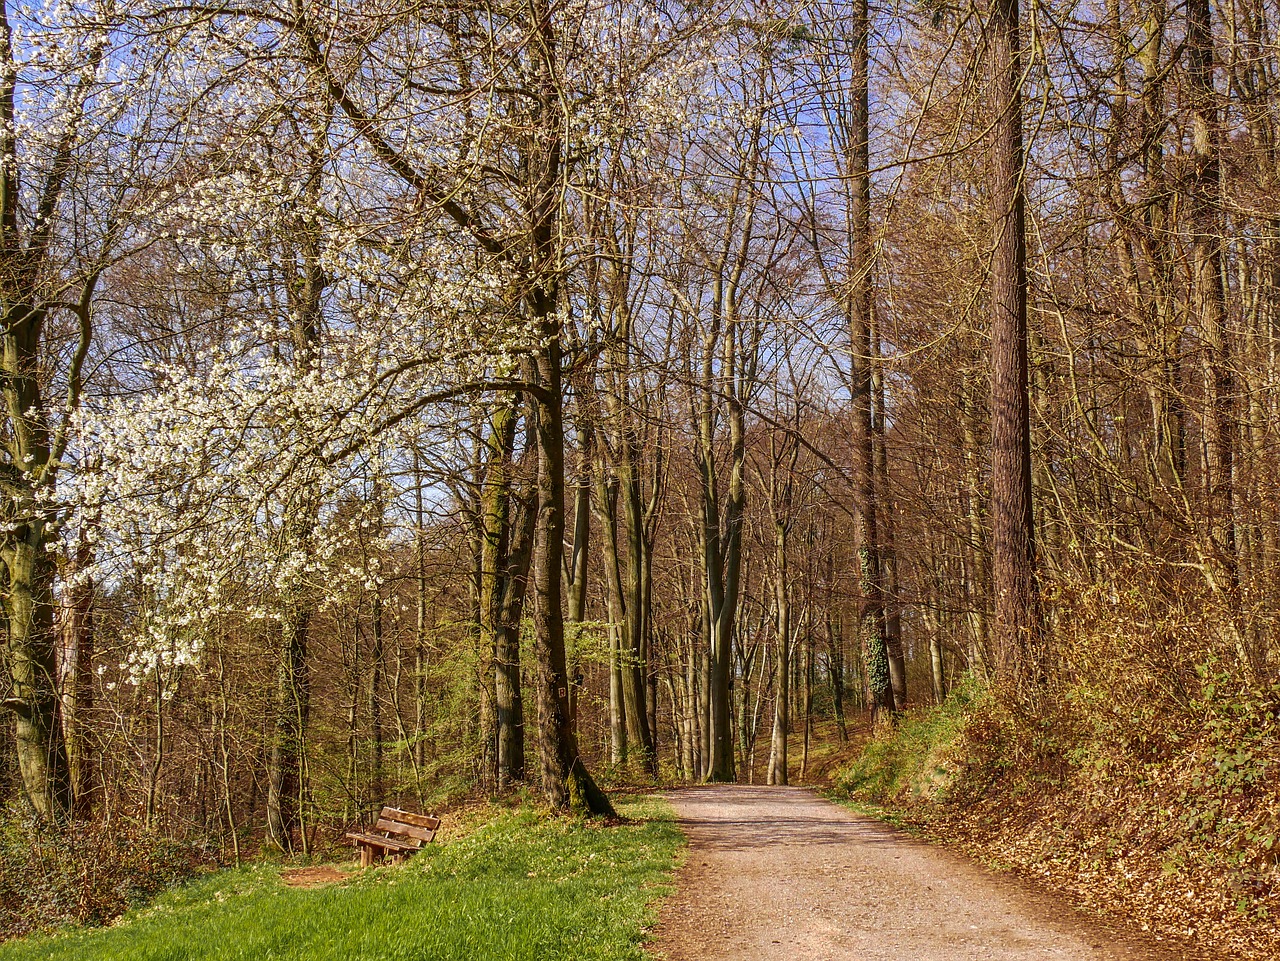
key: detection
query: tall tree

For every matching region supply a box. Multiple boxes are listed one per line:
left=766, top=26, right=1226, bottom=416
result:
left=0, top=5, right=117, bottom=819
left=986, top=0, right=1041, bottom=688
left=478, top=397, right=535, bottom=788
left=846, top=0, right=894, bottom=723
left=266, top=126, right=328, bottom=853
left=290, top=0, right=614, bottom=813
left=1186, top=0, right=1237, bottom=600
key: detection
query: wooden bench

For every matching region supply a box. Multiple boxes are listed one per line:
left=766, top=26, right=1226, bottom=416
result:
left=346, top=806, right=440, bottom=867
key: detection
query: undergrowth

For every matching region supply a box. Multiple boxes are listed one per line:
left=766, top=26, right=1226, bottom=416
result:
left=0, top=809, right=214, bottom=941
left=0, top=796, right=682, bottom=961
left=833, top=656, right=1280, bottom=960
left=836, top=678, right=983, bottom=803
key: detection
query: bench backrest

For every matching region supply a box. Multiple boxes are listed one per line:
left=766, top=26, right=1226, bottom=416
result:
left=374, top=806, right=440, bottom=848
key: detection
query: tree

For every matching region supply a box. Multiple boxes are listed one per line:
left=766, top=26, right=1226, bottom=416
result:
left=985, top=0, right=1040, bottom=690
left=793, top=0, right=894, bottom=721
left=477, top=396, right=536, bottom=789
left=288, top=0, right=615, bottom=813
left=845, top=0, right=895, bottom=723
left=0, top=2, right=146, bottom=819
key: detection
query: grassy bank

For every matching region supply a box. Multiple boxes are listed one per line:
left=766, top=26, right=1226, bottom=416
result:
left=834, top=677, right=1280, bottom=960
left=0, top=796, right=682, bottom=961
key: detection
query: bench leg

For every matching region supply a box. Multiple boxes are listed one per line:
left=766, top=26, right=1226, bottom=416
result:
left=361, top=846, right=371, bottom=868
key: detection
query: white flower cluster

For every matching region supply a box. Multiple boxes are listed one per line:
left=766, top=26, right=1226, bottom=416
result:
left=65, top=156, right=539, bottom=684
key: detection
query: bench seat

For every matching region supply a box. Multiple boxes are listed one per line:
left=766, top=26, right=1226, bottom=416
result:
left=344, top=831, right=420, bottom=854
left=346, top=806, right=440, bottom=867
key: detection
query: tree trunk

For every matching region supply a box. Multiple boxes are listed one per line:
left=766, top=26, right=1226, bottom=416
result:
left=767, top=522, right=790, bottom=785
left=1186, top=0, right=1238, bottom=606
left=267, top=603, right=309, bottom=851
left=567, top=423, right=592, bottom=625
left=619, top=455, right=656, bottom=775
left=525, top=8, right=611, bottom=810
left=595, top=474, right=629, bottom=766
left=849, top=0, right=894, bottom=725
left=60, top=536, right=96, bottom=818
left=0, top=12, right=107, bottom=825
left=872, top=314, right=906, bottom=710
left=800, top=634, right=813, bottom=780
left=479, top=399, right=534, bottom=788
left=530, top=330, right=612, bottom=813
left=412, top=462, right=429, bottom=794
left=987, top=0, right=1042, bottom=690
left=701, top=324, right=745, bottom=783
left=959, top=376, right=992, bottom=676
left=595, top=452, right=657, bottom=775
left=929, top=630, right=947, bottom=704
left=827, top=610, right=848, bottom=741
left=265, top=164, right=326, bottom=851
left=5, top=538, right=70, bottom=819
left=1, top=303, right=71, bottom=823
left=368, top=587, right=385, bottom=805
left=609, top=621, right=627, bottom=764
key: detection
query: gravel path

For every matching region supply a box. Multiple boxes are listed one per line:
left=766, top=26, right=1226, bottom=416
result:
left=652, top=785, right=1205, bottom=961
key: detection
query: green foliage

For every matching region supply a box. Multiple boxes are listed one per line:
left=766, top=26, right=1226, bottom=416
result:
left=1174, top=664, right=1280, bottom=865
left=0, top=809, right=213, bottom=941
left=305, top=627, right=484, bottom=829
left=835, top=677, right=986, bottom=804
left=0, top=797, right=682, bottom=961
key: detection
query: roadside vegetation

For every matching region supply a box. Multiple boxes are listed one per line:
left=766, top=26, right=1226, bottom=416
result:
left=0, top=811, right=214, bottom=941
left=0, top=797, right=681, bottom=961
left=836, top=649, right=1280, bottom=960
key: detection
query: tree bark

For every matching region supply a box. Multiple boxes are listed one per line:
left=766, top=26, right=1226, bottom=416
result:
left=266, top=149, right=326, bottom=852
left=849, top=0, right=894, bottom=725
left=525, top=1, right=611, bottom=813
left=59, top=534, right=96, bottom=818
left=267, top=602, right=309, bottom=850
left=479, top=399, right=535, bottom=788
left=530, top=331, right=612, bottom=813
left=594, top=474, right=629, bottom=766
left=872, top=313, right=906, bottom=709
left=767, top=521, right=790, bottom=785
left=0, top=2, right=108, bottom=823
left=987, top=0, right=1042, bottom=690
left=1186, top=0, right=1237, bottom=599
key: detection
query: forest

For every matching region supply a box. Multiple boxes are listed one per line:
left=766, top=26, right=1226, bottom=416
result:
left=0, top=0, right=1277, bottom=947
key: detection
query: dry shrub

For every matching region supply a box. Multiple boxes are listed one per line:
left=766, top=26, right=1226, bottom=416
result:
left=946, top=568, right=1280, bottom=950
left=840, top=564, right=1280, bottom=954
left=0, top=808, right=215, bottom=941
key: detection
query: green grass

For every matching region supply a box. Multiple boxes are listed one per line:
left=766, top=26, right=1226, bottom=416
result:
left=834, top=679, right=984, bottom=804
left=0, top=797, right=683, bottom=961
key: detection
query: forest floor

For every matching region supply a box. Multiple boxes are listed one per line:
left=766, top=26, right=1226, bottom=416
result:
left=651, top=785, right=1221, bottom=961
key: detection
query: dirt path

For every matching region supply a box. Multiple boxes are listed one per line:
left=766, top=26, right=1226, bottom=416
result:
left=652, top=786, right=1206, bottom=961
